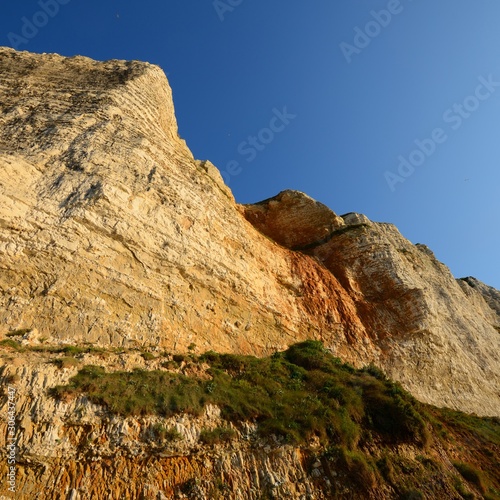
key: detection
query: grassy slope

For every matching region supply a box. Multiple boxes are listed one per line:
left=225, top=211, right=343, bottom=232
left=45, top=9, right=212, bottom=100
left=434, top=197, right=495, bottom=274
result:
left=45, top=340, right=500, bottom=499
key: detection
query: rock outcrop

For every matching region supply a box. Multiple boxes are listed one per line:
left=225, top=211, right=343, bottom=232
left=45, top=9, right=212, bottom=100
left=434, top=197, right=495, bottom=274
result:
left=0, top=46, right=499, bottom=498
left=244, top=193, right=500, bottom=415
left=241, top=190, right=346, bottom=250
left=0, top=48, right=368, bottom=364
left=459, top=276, right=500, bottom=320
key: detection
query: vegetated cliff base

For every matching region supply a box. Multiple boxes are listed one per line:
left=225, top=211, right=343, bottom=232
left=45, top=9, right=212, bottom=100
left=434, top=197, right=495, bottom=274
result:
left=0, top=46, right=499, bottom=416
left=0, top=341, right=499, bottom=499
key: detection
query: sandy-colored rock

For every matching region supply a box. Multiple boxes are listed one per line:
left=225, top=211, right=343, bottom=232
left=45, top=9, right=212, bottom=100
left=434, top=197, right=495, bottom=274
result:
left=0, top=46, right=499, bottom=499
left=0, top=46, right=498, bottom=418
left=241, top=189, right=345, bottom=250
left=0, top=47, right=372, bottom=364
left=459, top=276, right=500, bottom=320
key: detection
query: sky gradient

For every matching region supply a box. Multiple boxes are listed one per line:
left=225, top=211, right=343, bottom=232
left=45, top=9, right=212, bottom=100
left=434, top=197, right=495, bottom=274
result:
left=1, top=1, right=499, bottom=288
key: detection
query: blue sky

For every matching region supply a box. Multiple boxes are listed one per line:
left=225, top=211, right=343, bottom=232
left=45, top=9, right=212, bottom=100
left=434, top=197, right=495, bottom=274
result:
left=2, top=1, right=500, bottom=289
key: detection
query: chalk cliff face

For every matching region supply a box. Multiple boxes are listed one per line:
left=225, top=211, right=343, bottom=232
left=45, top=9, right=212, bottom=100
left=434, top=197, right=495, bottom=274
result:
left=0, top=47, right=499, bottom=498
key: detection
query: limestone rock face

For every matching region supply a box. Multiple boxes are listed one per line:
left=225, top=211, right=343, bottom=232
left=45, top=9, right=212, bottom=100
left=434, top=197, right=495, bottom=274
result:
left=459, top=276, right=500, bottom=320
left=0, top=47, right=371, bottom=364
left=243, top=197, right=500, bottom=416
left=0, top=46, right=498, bottom=419
left=309, top=223, right=500, bottom=415
left=241, top=190, right=346, bottom=250
left=1, top=46, right=500, bottom=500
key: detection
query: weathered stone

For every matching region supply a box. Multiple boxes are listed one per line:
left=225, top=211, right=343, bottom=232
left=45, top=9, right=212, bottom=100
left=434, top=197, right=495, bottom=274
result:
left=459, top=276, right=500, bottom=321
left=0, top=47, right=372, bottom=364
left=0, top=46, right=499, bottom=499
left=241, top=190, right=345, bottom=250
left=0, top=46, right=498, bottom=414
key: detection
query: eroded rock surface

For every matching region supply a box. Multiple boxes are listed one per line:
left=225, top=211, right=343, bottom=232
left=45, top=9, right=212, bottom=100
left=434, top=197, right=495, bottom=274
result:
left=0, top=48, right=374, bottom=364
left=459, top=276, right=500, bottom=320
left=0, top=47, right=499, bottom=414
left=0, top=47, right=499, bottom=498
left=0, top=350, right=495, bottom=500
left=241, top=190, right=346, bottom=250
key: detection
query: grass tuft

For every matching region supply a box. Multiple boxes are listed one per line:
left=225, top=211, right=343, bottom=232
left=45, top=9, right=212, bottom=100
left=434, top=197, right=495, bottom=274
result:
left=199, top=427, right=236, bottom=445
left=453, top=461, right=487, bottom=494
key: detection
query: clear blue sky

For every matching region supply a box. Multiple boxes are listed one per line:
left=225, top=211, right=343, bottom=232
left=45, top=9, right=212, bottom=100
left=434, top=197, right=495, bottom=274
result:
left=2, top=1, right=500, bottom=289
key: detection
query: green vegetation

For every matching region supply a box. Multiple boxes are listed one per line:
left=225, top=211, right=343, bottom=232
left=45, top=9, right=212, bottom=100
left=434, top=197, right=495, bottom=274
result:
left=151, top=423, right=182, bottom=442
left=51, top=365, right=206, bottom=416
left=27, top=339, right=500, bottom=497
left=61, top=345, right=87, bottom=355
left=172, top=353, right=188, bottom=363
left=0, top=338, right=25, bottom=350
left=453, top=461, right=487, bottom=494
left=6, top=328, right=32, bottom=337
left=199, top=427, right=236, bottom=445
left=434, top=407, right=500, bottom=446
left=52, top=356, right=81, bottom=369
left=453, top=477, right=475, bottom=499
left=0, top=340, right=109, bottom=356
left=51, top=340, right=429, bottom=447
left=335, top=446, right=378, bottom=491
